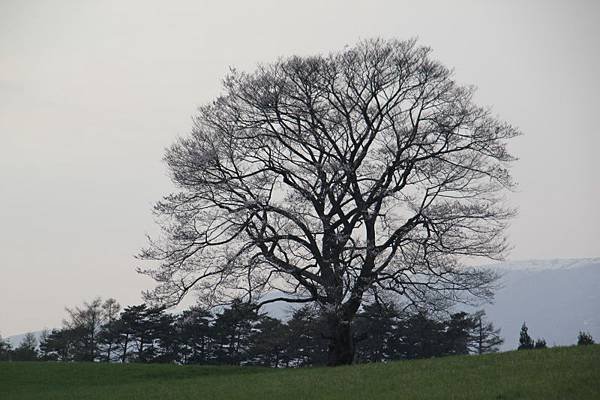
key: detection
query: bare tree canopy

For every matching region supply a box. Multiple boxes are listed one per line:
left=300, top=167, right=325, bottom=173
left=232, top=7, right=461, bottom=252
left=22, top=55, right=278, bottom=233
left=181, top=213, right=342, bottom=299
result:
left=139, top=38, right=519, bottom=365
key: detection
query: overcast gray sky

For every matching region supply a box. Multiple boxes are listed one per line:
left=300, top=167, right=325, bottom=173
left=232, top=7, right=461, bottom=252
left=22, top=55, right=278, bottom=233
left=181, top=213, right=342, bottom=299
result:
left=1, top=0, right=599, bottom=336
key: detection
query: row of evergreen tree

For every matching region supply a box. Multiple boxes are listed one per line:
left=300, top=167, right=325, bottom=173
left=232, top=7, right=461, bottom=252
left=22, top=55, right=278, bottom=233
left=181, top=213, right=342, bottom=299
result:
left=1, top=298, right=594, bottom=365
left=516, top=323, right=595, bottom=350
left=1, top=298, right=506, bottom=365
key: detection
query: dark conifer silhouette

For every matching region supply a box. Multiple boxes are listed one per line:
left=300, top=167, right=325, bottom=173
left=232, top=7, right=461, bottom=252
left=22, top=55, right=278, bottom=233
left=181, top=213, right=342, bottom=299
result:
left=0, top=334, right=12, bottom=361
left=577, top=331, right=594, bottom=346
left=470, top=310, right=504, bottom=354
left=12, top=332, right=38, bottom=361
left=518, top=323, right=534, bottom=350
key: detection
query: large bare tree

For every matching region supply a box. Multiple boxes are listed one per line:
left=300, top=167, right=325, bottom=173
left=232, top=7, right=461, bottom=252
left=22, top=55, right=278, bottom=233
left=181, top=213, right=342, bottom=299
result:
left=139, top=39, right=519, bottom=365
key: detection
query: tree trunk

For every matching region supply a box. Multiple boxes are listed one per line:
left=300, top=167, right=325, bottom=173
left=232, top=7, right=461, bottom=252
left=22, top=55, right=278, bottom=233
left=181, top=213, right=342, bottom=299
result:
left=106, top=342, right=112, bottom=362
left=477, top=317, right=483, bottom=355
left=121, top=335, right=129, bottom=363
left=138, top=335, right=145, bottom=362
left=327, top=319, right=355, bottom=366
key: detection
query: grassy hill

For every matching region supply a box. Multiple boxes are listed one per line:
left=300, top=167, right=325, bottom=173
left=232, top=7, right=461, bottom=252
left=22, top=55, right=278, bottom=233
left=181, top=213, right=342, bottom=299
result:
left=1, top=345, right=598, bottom=400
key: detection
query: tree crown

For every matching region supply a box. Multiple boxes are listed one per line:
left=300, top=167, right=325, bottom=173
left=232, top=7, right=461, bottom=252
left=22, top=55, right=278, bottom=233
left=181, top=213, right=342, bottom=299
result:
left=139, top=38, right=519, bottom=317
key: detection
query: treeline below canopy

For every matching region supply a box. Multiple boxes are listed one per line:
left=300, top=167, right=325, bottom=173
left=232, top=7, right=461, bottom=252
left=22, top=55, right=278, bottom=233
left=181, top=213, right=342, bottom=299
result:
left=2, top=298, right=504, bottom=366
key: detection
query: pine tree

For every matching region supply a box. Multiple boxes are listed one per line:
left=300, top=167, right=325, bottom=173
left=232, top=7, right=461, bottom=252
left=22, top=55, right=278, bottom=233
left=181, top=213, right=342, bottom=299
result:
left=286, top=306, right=328, bottom=366
left=443, top=312, right=477, bottom=356
left=211, top=300, right=259, bottom=365
left=177, top=307, right=214, bottom=364
left=98, top=319, right=122, bottom=362
left=13, top=332, right=38, bottom=361
left=37, top=329, right=52, bottom=360
left=132, top=305, right=164, bottom=362
left=469, top=310, right=504, bottom=354
left=39, top=328, right=77, bottom=361
left=354, top=301, right=400, bottom=363
left=154, top=312, right=180, bottom=363
left=397, top=311, right=446, bottom=359
left=247, top=316, right=289, bottom=367
left=0, top=334, right=12, bottom=361
left=577, top=331, right=595, bottom=346
left=518, top=322, right=534, bottom=350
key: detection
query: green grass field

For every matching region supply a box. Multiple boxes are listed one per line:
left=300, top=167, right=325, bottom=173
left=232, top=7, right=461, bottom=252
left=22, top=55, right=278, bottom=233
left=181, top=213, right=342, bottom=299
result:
left=1, top=345, right=599, bottom=400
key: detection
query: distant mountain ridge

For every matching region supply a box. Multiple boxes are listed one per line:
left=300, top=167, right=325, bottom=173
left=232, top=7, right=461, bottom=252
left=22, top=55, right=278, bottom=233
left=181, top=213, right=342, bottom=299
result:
left=481, top=257, right=600, bottom=350
left=486, top=257, right=600, bottom=272
left=5, top=331, right=44, bottom=348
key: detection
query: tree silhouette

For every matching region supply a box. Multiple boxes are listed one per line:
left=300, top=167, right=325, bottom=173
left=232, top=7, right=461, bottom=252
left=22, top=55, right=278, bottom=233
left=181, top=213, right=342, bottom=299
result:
left=13, top=332, right=38, bottom=361
left=0, top=334, right=12, bottom=361
left=286, top=305, right=328, bottom=366
left=248, top=316, right=289, bottom=367
left=139, top=38, right=519, bottom=365
left=518, top=322, right=534, bottom=350
left=469, top=310, right=503, bottom=354
left=177, top=307, right=214, bottom=364
left=577, top=331, right=594, bottom=346
left=211, top=300, right=259, bottom=365
left=354, top=301, right=400, bottom=362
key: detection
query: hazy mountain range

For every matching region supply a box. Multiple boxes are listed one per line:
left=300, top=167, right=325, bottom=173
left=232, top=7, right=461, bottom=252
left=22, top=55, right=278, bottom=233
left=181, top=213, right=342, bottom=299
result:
left=7, top=258, right=600, bottom=352
left=481, top=257, right=600, bottom=350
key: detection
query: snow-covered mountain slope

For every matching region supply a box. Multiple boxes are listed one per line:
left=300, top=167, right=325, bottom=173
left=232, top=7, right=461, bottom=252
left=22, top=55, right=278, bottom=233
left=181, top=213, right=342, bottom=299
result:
left=5, top=331, right=44, bottom=348
left=482, top=258, right=600, bottom=351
